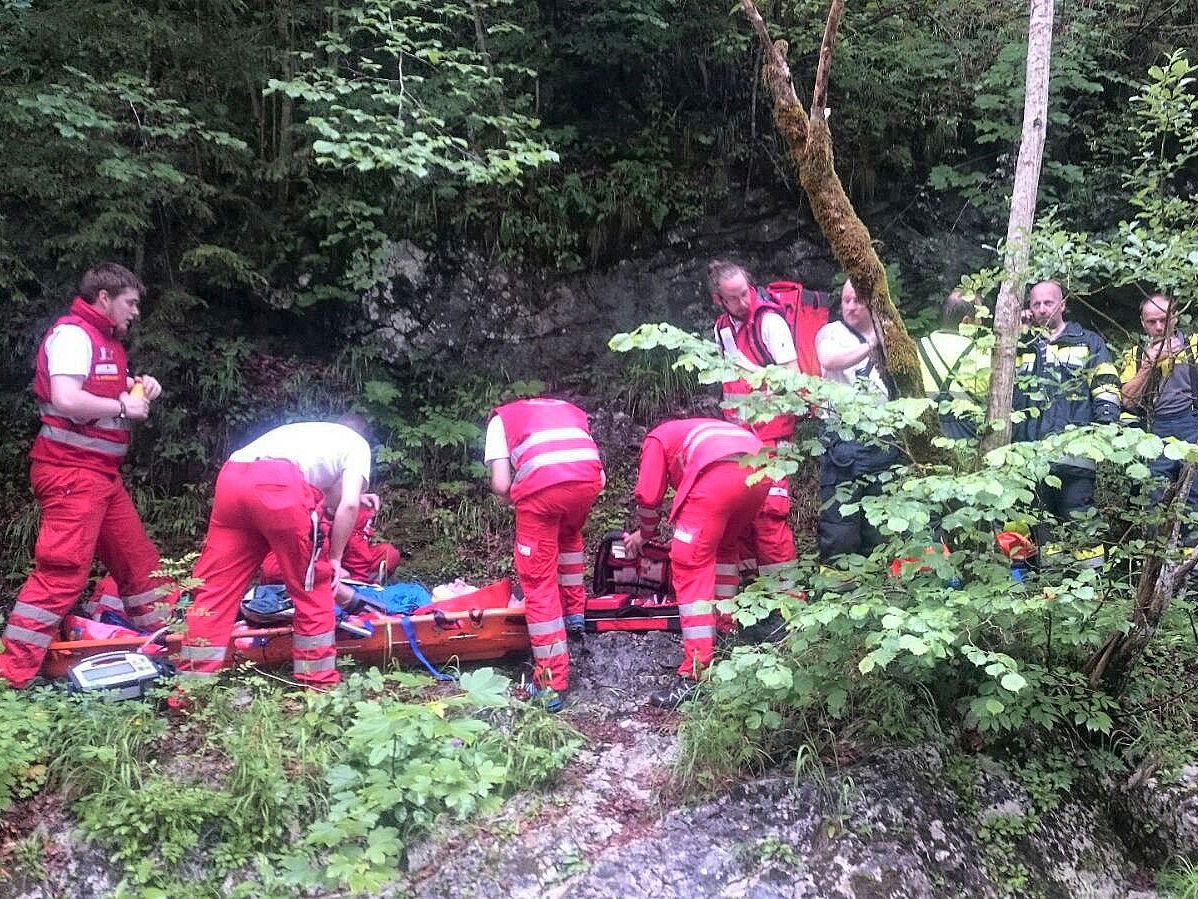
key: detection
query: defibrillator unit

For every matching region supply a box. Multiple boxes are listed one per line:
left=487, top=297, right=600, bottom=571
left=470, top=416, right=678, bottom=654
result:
left=67, top=651, right=172, bottom=699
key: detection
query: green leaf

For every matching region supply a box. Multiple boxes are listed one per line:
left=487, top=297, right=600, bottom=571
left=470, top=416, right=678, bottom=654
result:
left=999, top=672, right=1027, bottom=692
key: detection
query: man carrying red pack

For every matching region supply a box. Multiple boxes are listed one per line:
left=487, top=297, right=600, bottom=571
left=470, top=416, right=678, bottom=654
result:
left=485, top=397, right=604, bottom=713
left=1, top=263, right=170, bottom=689
left=623, top=418, right=769, bottom=709
left=177, top=415, right=375, bottom=689
left=710, top=260, right=799, bottom=594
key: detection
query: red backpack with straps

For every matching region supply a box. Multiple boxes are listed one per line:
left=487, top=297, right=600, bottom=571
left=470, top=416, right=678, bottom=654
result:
left=764, top=281, right=831, bottom=377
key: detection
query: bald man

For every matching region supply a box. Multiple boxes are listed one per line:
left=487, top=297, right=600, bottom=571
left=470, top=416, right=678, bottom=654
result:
left=1013, top=282, right=1120, bottom=559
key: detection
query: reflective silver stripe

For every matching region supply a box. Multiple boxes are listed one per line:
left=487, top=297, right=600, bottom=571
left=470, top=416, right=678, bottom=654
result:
left=40, top=402, right=124, bottom=430
left=3, top=624, right=51, bottom=647
left=738, top=559, right=758, bottom=574
left=512, top=448, right=601, bottom=485
left=95, top=593, right=124, bottom=611
left=714, top=564, right=740, bottom=577
left=531, top=640, right=568, bottom=660
left=681, top=625, right=716, bottom=640
left=557, top=573, right=584, bottom=587
left=38, top=425, right=128, bottom=456
left=757, top=562, right=792, bottom=576
left=12, top=601, right=62, bottom=626
left=295, top=655, right=337, bottom=674
left=304, top=509, right=321, bottom=591
left=527, top=618, right=565, bottom=637
left=682, top=422, right=749, bottom=467
left=511, top=427, right=593, bottom=464
left=130, top=610, right=167, bottom=628
left=677, top=601, right=713, bottom=617
left=175, top=669, right=216, bottom=679
left=181, top=645, right=227, bottom=663
left=714, top=585, right=738, bottom=598
left=557, top=551, right=586, bottom=565
left=294, top=631, right=336, bottom=650
left=123, top=587, right=163, bottom=607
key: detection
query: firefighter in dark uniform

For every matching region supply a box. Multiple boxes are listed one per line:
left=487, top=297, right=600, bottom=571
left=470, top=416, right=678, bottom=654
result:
left=1013, top=281, right=1121, bottom=563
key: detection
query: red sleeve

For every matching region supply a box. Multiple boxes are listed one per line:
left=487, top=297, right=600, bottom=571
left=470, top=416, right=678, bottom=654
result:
left=633, top=437, right=668, bottom=537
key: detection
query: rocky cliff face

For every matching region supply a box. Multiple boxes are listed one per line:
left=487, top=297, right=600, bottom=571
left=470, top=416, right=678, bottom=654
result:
left=357, top=189, right=990, bottom=388
left=360, top=190, right=839, bottom=383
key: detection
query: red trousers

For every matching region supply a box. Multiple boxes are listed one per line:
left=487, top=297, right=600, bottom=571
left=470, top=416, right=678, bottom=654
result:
left=340, top=535, right=401, bottom=584
left=83, top=574, right=180, bottom=631
left=736, top=439, right=796, bottom=579
left=514, top=479, right=601, bottom=691
left=178, top=460, right=338, bottom=687
left=670, top=460, right=769, bottom=679
left=0, top=462, right=170, bottom=688
left=263, top=536, right=399, bottom=586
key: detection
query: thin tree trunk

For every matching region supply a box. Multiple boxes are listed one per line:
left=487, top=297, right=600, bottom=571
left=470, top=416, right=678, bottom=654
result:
left=1085, top=464, right=1198, bottom=692
left=276, top=0, right=294, bottom=205
left=981, top=0, right=1054, bottom=452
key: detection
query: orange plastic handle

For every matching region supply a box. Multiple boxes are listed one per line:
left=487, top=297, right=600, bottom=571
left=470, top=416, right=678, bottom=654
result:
left=129, top=382, right=145, bottom=399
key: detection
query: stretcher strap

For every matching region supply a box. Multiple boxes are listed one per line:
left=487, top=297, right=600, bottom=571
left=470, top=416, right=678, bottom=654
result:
left=398, top=614, right=455, bottom=682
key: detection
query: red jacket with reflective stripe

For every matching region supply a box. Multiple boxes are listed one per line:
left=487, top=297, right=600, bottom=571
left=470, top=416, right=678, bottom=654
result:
left=493, top=399, right=603, bottom=503
left=634, top=418, right=763, bottom=523
left=715, top=290, right=796, bottom=442
left=31, top=297, right=131, bottom=473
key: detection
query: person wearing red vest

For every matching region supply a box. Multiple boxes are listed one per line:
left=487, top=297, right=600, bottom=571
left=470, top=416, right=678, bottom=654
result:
left=176, top=416, right=375, bottom=689
left=623, top=418, right=770, bottom=709
left=0, top=263, right=168, bottom=688
left=710, top=260, right=799, bottom=592
left=486, top=398, right=604, bottom=712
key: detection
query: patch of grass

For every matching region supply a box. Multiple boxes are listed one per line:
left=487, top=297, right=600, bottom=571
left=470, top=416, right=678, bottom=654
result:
left=617, top=348, right=701, bottom=423
left=1159, top=857, right=1198, bottom=898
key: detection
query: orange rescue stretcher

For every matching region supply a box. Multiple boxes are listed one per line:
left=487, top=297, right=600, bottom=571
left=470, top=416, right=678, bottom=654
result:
left=42, top=579, right=530, bottom=680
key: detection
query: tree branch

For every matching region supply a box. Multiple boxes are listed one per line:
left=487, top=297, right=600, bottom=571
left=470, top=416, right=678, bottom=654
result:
left=739, top=0, right=806, bottom=118
left=811, top=0, right=845, bottom=117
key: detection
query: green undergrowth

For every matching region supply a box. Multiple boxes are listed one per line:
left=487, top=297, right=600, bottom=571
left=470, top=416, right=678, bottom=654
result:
left=0, top=666, right=581, bottom=897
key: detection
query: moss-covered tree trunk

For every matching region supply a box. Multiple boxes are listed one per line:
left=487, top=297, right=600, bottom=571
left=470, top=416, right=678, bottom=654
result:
left=740, top=0, right=936, bottom=459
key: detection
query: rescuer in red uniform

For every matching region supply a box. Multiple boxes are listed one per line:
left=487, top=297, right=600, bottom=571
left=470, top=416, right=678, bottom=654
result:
left=623, top=417, right=769, bottom=709
left=176, top=416, right=375, bottom=689
left=710, top=260, right=799, bottom=591
left=485, top=397, right=604, bottom=712
left=0, top=263, right=169, bottom=688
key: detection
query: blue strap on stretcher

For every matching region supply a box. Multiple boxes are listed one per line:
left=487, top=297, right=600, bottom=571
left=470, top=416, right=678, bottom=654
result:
left=396, top=613, right=455, bottom=682
left=350, top=582, right=454, bottom=681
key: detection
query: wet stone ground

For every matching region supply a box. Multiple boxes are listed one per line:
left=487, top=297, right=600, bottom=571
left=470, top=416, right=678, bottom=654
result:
left=407, top=632, right=1160, bottom=899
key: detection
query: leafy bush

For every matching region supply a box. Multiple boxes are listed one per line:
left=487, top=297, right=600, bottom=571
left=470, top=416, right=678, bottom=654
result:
left=0, top=668, right=578, bottom=896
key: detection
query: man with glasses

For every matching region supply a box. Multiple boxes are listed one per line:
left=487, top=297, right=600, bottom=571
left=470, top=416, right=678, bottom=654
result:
left=710, top=259, right=798, bottom=590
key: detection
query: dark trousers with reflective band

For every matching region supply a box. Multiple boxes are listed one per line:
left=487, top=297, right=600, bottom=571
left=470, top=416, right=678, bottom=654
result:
left=179, top=460, right=338, bottom=687
left=670, top=461, right=770, bottom=679
left=0, top=462, right=168, bottom=688
left=818, top=441, right=900, bottom=561
left=514, top=478, right=602, bottom=691
left=1147, top=413, right=1198, bottom=513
